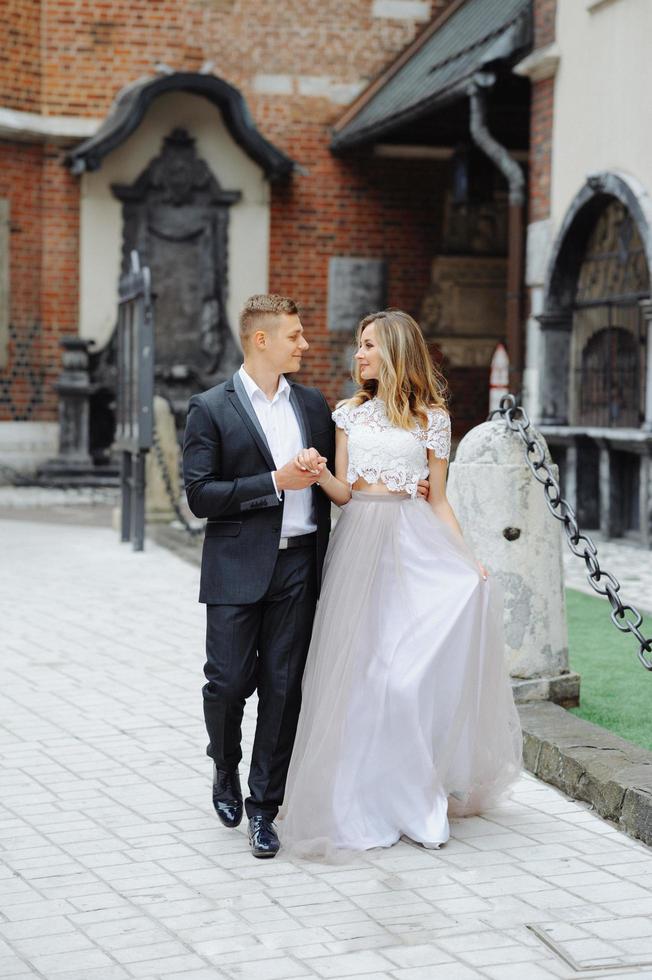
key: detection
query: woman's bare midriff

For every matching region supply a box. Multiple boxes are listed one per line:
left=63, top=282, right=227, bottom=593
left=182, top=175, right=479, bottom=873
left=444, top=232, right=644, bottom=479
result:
left=351, top=477, right=394, bottom=494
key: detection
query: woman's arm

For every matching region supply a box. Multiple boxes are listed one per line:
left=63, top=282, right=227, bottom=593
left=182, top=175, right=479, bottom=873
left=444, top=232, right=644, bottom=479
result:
left=317, top=427, right=352, bottom=506
left=298, top=428, right=352, bottom=506
left=426, top=451, right=464, bottom=539
left=427, top=450, right=488, bottom=578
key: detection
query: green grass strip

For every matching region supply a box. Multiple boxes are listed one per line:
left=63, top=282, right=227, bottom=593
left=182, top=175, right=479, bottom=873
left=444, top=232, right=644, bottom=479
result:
left=567, top=587, right=652, bottom=751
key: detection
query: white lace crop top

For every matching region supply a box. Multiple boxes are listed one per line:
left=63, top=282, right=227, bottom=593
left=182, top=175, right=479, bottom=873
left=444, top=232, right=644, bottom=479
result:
left=332, top=397, right=451, bottom=498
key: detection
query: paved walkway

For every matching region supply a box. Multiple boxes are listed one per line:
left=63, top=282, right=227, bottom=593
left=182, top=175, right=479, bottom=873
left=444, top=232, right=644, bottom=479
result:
left=562, top=532, right=652, bottom=614
left=2, top=515, right=652, bottom=980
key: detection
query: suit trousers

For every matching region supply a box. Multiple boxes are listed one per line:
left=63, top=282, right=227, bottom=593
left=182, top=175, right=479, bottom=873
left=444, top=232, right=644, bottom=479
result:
left=203, top=544, right=318, bottom=820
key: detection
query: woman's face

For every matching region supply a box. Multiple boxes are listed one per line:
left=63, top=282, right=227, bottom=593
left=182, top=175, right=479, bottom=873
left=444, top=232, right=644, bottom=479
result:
left=355, top=322, right=381, bottom=381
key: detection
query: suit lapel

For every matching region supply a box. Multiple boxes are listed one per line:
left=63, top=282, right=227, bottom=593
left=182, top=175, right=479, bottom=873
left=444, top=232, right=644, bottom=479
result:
left=228, top=373, right=276, bottom=471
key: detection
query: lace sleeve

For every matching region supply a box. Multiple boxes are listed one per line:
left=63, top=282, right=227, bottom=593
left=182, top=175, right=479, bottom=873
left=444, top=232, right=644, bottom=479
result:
left=332, top=402, right=352, bottom=434
left=425, top=408, right=451, bottom=460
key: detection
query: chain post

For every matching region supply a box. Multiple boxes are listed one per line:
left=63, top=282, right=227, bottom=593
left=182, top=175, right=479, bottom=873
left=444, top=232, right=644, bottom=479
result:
left=489, top=394, right=652, bottom=671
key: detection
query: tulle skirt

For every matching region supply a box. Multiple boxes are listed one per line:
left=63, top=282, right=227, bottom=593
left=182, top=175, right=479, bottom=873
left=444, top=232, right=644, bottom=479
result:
left=277, top=490, right=523, bottom=862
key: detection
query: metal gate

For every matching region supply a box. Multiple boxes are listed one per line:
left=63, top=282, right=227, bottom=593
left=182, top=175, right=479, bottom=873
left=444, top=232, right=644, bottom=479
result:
left=115, top=251, right=154, bottom=551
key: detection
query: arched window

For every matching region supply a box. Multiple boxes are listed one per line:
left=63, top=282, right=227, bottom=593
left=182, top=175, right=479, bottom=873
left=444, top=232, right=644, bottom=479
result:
left=579, top=327, right=640, bottom=427
left=572, top=200, right=647, bottom=427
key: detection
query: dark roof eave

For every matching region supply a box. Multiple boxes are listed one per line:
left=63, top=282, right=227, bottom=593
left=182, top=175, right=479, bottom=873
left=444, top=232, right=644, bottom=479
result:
left=65, top=72, right=296, bottom=181
left=330, top=0, right=532, bottom=156
left=330, top=77, right=472, bottom=153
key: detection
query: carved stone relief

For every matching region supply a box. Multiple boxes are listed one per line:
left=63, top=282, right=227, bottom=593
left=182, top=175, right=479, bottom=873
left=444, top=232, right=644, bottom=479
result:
left=420, top=255, right=507, bottom=367
left=108, top=127, right=242, bottom=423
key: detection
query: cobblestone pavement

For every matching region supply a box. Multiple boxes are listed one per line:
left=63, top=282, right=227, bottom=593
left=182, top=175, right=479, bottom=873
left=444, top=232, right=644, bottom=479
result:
left=2, top=516, right=652, bottom=980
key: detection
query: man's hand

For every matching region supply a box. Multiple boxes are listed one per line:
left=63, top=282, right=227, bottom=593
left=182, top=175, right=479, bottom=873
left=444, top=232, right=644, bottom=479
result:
left=417, top=478, right=429, bottom=500
left=274, top=450, right=326, bottom=492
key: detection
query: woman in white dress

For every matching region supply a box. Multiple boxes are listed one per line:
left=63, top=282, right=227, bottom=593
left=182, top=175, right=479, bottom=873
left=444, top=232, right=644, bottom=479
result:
left=277, top=310, right=522, bottom=860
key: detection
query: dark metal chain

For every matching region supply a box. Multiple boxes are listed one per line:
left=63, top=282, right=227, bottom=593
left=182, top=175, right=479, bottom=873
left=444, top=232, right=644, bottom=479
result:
left=151, top=424, right=203, bottom=538
left=489, top=394, right=652, bottom=671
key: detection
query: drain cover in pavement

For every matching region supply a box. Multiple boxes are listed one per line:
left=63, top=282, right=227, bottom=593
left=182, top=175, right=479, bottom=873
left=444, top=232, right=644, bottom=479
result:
left=527, top=919, right=652, bottom=972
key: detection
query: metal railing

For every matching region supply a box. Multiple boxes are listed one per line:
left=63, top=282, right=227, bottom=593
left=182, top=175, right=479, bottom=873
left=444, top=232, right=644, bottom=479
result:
left=114, top=251, right=154, bottom=551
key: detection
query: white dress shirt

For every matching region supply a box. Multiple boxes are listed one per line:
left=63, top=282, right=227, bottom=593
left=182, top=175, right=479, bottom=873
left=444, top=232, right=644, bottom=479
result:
left=238, top=366, right=316, bottom=538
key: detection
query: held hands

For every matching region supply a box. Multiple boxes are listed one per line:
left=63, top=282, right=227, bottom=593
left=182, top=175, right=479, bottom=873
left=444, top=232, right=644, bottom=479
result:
left=278, top=456, right=432, bottom=497
left=296, top=447, right=326, bottom=476
left=274, top=448, right=327, bottom=492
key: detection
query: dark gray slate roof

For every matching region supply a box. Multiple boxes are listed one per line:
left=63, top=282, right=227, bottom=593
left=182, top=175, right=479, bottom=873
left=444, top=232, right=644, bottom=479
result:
left=66, top=72, right=295, bottom=181
left=331, top=0, right=531, bottom=152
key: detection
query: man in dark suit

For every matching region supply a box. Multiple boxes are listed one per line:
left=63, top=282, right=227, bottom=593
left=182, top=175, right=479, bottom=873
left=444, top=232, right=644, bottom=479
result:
left=182, top=294, right=334, bottom=859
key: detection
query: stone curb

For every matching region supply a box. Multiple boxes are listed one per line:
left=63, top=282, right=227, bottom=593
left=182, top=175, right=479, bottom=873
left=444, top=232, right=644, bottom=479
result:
left=518, top=701, right=652, bottom=848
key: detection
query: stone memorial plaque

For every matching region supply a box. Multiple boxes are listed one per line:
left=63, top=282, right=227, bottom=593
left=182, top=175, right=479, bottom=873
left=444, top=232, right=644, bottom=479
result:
left=327, top=257, right=387, bottom=333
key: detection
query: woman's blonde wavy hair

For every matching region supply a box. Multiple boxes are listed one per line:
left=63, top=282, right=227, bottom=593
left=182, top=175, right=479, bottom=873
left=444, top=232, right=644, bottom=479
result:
left=345, top=309, right=448, bottom=430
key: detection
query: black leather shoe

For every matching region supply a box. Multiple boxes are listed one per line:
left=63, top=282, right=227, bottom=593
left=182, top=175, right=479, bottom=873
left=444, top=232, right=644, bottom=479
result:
left=212, top=764, right=243, bottom=828
left=248, top=816, right=280, bottom=859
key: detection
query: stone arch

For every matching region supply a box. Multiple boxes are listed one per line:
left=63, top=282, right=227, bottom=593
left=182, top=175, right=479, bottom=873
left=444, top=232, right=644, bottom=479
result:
left=538, top=171, right=652, bottom=425
left=543, top=171, right=652, bottom=316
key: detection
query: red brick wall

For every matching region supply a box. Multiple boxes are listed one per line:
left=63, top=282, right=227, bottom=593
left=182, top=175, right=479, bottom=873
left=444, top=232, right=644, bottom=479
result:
left=3, top=0, right=42, bottom=113
left=40, top=145, right=80, bottom=404
left=0, top=141, right=45, bottom=419
left=533, top=0, right=557, bottom=50
left=530, top=77, right=554, bottom=223
left=0, top=140, right=78, bottom=421
left=529, top=0, right=556, bottom=222
left=268, top=134, right=446, bottom=406
left=32, top=0, right=452, bottom=119
left=0, top=0, right=462, bottom=422
left=39, top=1, right=205, bottom=117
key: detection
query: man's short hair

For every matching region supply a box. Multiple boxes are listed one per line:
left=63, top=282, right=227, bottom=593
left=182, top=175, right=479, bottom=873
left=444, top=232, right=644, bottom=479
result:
left=239, top=294, right=299, bottom=347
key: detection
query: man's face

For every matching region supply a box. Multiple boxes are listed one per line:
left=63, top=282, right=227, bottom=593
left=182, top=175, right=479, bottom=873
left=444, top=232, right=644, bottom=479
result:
left=263, top=313, right=309, bottom=374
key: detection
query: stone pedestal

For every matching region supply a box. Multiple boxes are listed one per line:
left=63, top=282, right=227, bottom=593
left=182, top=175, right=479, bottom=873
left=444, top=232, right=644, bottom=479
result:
left=39, top=337, right=117, bottom=485
left=447, top=419, right=580, bottom=707
left=145, top=395, right=180, bottom=523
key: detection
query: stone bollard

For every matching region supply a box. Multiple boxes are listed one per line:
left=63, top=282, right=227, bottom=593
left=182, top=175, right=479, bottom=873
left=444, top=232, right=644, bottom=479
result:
left=145, top=395, right=180, bottom=523
left=447, top=419, right=580, bottom=707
